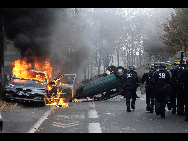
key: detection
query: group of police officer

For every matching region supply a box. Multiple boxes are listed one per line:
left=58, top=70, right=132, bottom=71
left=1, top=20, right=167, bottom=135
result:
left=121, top=51, right=188, bottom=121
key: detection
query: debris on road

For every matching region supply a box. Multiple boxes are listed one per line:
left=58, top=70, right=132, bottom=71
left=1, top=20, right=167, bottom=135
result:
left=0, top=100, right=24, bottom=109
left=72, top=97, right=94, bottom=102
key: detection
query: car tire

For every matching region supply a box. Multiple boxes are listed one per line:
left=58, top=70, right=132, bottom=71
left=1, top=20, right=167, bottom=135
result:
left=3, top=92, right=11, bottom=102
left=39, top=94, right=47, bottom=107
left=106, top=65, right=116, bottom=73
left=114, top=66, right=126, bottom=79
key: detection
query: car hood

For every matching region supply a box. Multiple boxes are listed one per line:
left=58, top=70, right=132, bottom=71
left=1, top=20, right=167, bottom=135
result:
left=6, top=78, right=46, bottom=90
left=12, top=82, right=46, bottom=89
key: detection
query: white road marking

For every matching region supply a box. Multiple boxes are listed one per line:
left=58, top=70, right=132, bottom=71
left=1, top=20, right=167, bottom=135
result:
left=88, top=102, right=102, bottom=133
left=88, top=109, right=98, bottom=118
left=26, top=106, right=55, bottom=133
left=88, top=123, right=102, bottom=133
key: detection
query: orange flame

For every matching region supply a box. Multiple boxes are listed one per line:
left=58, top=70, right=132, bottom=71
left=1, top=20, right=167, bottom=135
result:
left=46, top=76, right=69, bottom=107
left=11, top=57, right=52, bottom=82
left=11, top=57, right=69, bottom=107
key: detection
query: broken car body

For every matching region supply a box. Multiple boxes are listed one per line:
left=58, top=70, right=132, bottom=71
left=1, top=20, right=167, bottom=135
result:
left=4, top=69, right=76, bottom=107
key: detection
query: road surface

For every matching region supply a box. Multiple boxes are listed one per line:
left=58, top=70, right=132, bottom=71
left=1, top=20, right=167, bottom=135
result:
left=1, top=89, right=188, bottom=133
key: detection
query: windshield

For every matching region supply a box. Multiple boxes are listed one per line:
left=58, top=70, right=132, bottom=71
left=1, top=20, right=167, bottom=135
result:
left=7, top=78, right=46, bottom=88
left=12, top=71, right=47, bottom=83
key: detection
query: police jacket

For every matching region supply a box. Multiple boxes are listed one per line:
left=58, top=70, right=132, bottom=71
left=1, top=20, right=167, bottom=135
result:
left=151, top=69, right=171, bottom=88
left=121, top=70, right=139, bottom=86
left=178, top=67, right=188, bottom=85
left=140, top=70, right=154, bottom=86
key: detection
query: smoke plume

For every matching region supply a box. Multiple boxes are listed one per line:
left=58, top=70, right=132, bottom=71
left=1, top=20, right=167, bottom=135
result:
left=4, top=8, right=93, bottom=79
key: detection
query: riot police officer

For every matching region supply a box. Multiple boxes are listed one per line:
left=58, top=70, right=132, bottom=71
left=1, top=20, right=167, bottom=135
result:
left=177, top=58, right=187, bottom=115
left=154, top=62, right=160, bottom=71
left=178, top=62, right=188, bottom=121
left=165, top=61, right=173, bottom=112
left=152, top=62, right=160, bottom=111
left=140, top=64, right=154, bottom=113
left=121, top=65, right=139, bottom=112
left=169, top=60, right=180, bottom=114
left=151, top=62, right=172, bottom=118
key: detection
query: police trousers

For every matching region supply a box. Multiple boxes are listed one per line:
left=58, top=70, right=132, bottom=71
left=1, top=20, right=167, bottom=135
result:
left=145, top=85, right=154, bottom=107
left=125, top=85, right=136, bottom=106
left=155, top=87, right=168, bottom=114
left=177, top=85, right=184, bottom=112
left=184, top=86, right=188, bottom=116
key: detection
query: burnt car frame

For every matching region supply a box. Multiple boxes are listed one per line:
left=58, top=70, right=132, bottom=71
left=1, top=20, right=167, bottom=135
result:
left=3, top=70, right=76, bottom=106
left=4, top=70, right=48, bottom=106
left=47, top=74, right=76, bottom=103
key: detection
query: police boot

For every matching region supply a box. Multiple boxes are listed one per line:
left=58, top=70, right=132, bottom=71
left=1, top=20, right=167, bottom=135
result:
left=146, top=104, right=150, bottom=111
left=150, top=106, right=154, bottom=113
left=131, top=103, right=135, bottom=110
left=127, top=106, right=131, bottom=112
left=156, top=105, right=161, bottom=115
left=167, top=101, right=172, bottom=111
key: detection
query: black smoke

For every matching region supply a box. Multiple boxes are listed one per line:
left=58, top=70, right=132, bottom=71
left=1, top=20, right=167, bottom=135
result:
left=4, top=8, right=60, bottom=63
left=4, top=8, right=93, bottom=79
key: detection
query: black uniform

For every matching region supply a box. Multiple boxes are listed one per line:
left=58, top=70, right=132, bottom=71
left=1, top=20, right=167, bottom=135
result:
left=140, top=69, right=154, bottom=113
left=176, top=66, right=185, bottom=115
left=170, top=65, right=179, bottom=114
left=121, top=67, right=139, bottom=112
left=178, top=67, right=188, bottom=120
left=151, top=63, right=171, bottom=118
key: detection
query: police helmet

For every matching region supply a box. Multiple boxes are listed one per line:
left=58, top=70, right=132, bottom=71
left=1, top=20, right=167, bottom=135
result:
left=129, top=65, right=135, bottom=71
left=174, top=59, right=180, bottom=66
left=183, top=57, right=186, bottom=62
left=154, top=62, right=160, bottom=70
left=149, top=64, right=154, bottom=70
left=182, top=60, right=187, bottom=69
left=166, top=61, right=172, bottom=66
left=160, top=62, right=166, bottom=70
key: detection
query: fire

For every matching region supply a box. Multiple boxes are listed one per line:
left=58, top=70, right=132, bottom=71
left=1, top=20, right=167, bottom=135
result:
left=11, top=57, right=52, bottom=82
left=46, top=97, right=69, bottom=107
left=46, top=75, right=69, bottom=107
left=11, top=57, right=69, bottom=107
left=72, top=87, right=74, bottom=98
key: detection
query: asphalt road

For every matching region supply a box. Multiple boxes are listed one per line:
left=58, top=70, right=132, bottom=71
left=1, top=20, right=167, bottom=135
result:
left=1, top=89, right=188, bottom=133
left=1, top=104, right=51, bottom=133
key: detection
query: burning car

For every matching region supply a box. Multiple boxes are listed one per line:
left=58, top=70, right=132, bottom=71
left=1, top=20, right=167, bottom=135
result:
left=4, top=57, right=76, bottom=107
left=4, top=70, right=76, bottom=107
left=46, top=74, right=76, bottom=107
left=4, top=70, right=48, bottom=106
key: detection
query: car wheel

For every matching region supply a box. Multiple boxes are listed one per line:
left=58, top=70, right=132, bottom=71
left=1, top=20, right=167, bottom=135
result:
left=40, top=94, right=47, bottom=107
left=106, top=65, right=116, bottom=73
left=114, top=66, right=126, bottom=79
left=3, top=92, right=11, bottom=102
